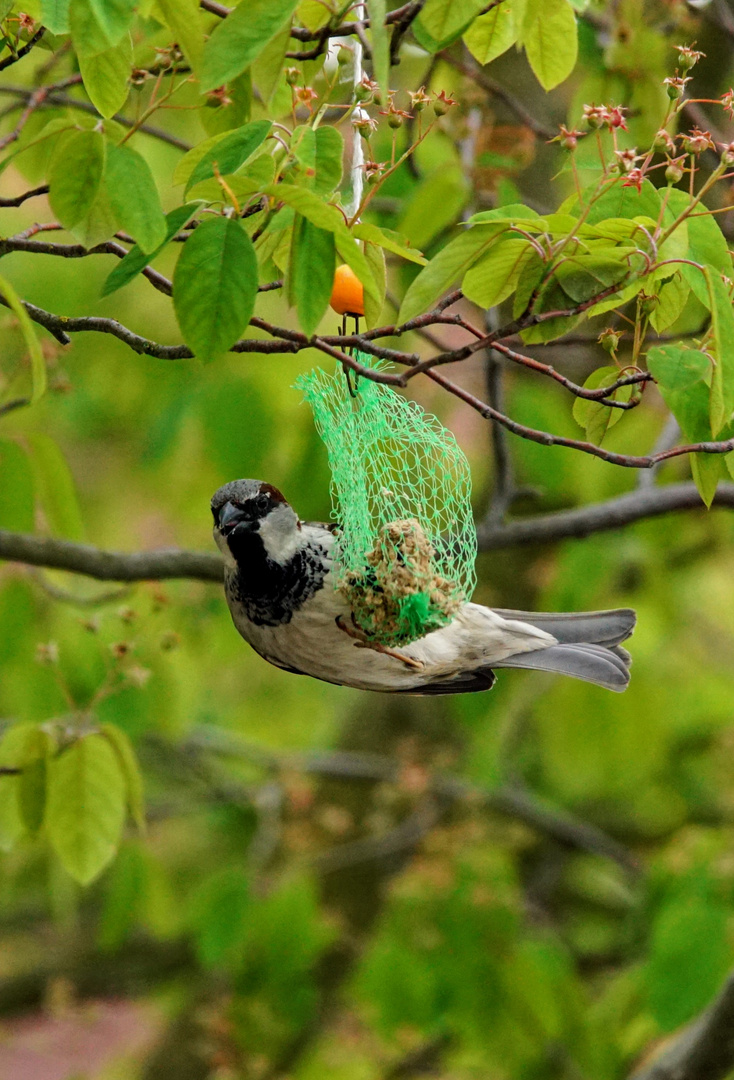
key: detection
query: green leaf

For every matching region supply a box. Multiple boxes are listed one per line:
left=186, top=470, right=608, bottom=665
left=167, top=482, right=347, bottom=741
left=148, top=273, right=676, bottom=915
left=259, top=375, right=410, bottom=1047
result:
left=466, top=203, right=542, bottom=226
left=173, top=216, right=258, bottom=362
left=46, top=734, right=127, bottom=885
left=156, top=0, right=203, bottom=73
left=174, top=130, right=230, bottom=188
left=0, top=275, right=46, bottom=403
left=462, top=237, right=532, bottom=308
left=71, top=187, right=120, bottom=249
left=0, top=117, right=77, bottom=181
left=184, top=120, right=272, bottom=196
left=577, top=177, right=662, bottom=227
left=49, top=128, right=105, bottom=231
left=189, top=867, right=251, bottom=967
left=571, top=365, right=631, bottom=444
left=41, top=0, right=70, bottom=34
left=18, top=726, right=52, bottom=836
left=0, top=440, right=35, bottom=532
left=264, top=181, right=344, bottom=232
left=102, top=203, right=199, bottom=296
left=363, top=240, right=387, bottom=327
left=78, top=33, right=131, bottom=118
left=691, top=453, right=723, bottom=508
left=251, top=21, right=291, bottom=104
left=552, top=252, right=630, bottom=304
left=414, top=0, right=487, bottom=51
left=703, top=267, right=734, bottom=436
left=522, top=0, right=578, bottom=90
left=666, top=189, right=732, bottom=306
left=398, top=224, right=511, bottom=323
left=106, top=143, right=166, bottom=254
left=288, top=214, right=336, bottom=336
left=463, top=1, right=517, bottom=65
left=26, top=433, right=85, bottom=541
left=100, top=724, right=145, bottom=833
left=649, top=273, right=690, bottom=333
left=647, top=345, right=713, bottom=450
left=647, top=876, right=730, bottom=1028
left=187, top=153, right=274, bottom=203
left=367, top=0, right=389, bottom=101
left=0, top=724, right=31, bottom=852
left=69, top=0, right=137, bottom=57
left=200, top=0, right=300, bottom=93
left=312, top=125, right=343, bottom=195
left=352, top=222, right=426, bottom=265
left=398, top=166, right=470, bottom=249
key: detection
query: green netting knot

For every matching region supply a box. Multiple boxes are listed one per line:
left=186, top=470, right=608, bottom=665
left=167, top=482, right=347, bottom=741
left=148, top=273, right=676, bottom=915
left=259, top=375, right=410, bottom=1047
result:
left=295, top=355, right=477, bottom=647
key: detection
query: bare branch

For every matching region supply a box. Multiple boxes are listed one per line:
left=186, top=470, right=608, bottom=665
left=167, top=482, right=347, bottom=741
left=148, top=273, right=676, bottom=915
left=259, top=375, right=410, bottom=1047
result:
left=477, top=482, right=734, bottom=549
left=629, top=970, right=734, bottom=1080
left=1, top=481, right=731, bottom=588
left=0, top=82, right=192, bottom=152
left=0, top=396, right=29, bottom=419
left=0, top=184, right=49, bottom=207
left=0, top=530, right=223, bottom=582
left=492, top=339, right=650, bottom=407
left=424, top=367, right=734, bottom=470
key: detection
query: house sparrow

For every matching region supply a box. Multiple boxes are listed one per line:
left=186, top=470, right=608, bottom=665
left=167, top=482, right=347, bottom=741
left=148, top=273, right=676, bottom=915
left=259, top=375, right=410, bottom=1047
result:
left=212, top=479, right=635, bottom=695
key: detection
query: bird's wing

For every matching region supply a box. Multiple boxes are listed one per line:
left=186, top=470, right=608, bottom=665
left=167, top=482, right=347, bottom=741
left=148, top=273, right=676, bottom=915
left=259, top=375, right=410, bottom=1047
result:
left=392, top=668, right=496, bottom=695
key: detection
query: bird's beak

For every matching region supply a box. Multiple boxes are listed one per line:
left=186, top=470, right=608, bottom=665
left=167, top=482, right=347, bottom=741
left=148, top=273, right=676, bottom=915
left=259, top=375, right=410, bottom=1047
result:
left=217, top=501, right=250, bottom=534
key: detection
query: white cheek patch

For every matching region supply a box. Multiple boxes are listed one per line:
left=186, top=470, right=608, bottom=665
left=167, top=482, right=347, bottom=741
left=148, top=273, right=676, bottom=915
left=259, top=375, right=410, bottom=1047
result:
left=258, top=504, right=300, bottom=565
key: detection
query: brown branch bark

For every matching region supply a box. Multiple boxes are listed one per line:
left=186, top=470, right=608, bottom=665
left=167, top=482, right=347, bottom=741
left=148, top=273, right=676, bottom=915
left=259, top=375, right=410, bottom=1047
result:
left=477, top=482, right=734, bottom=548
left=0, top=25, right=45, bottom=73
left=0, top=530, right=223, bottom=582
left=1, top=484, right=734, bottom=586
left=0, top=184, right=49, bottom=207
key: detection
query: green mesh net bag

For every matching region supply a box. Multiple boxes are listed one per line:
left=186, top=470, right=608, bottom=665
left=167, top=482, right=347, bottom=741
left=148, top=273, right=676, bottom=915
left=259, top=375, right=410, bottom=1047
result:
left=296, top=357, right=477, bottom=647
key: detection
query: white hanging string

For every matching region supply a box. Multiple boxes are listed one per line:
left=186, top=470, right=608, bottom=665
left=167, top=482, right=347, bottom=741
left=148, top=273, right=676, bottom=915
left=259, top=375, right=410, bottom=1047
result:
left=347, top=2, right=366, bottom=221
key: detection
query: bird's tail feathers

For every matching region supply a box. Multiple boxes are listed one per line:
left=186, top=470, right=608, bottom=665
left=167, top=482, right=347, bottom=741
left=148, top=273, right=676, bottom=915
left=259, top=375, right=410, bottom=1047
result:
left=494, top=607, right=636, bottom=649
left=496, top=641, right=631, bottom=692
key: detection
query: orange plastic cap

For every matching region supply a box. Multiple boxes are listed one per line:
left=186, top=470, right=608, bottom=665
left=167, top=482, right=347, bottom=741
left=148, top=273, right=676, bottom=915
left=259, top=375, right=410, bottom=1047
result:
left=329, top=263, right=365, bottom=316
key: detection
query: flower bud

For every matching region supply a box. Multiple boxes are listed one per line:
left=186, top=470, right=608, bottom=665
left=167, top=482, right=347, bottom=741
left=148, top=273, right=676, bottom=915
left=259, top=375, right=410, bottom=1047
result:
left=639, top=293, right=659, bottom=316
left=665, top=159, right=685, bottom=183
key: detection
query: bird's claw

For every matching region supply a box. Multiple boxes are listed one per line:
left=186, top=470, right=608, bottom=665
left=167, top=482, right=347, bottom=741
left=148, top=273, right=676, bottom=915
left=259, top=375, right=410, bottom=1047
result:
left=335, top=615, right=424, bottom=670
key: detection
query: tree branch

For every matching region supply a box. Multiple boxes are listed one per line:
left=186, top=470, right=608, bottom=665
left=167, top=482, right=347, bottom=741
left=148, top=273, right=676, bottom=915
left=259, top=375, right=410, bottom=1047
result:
left=0, top=531, right=223, bottom=582
left=0, top=25, right=45, bottom=73
left=1, top=486, right=733, bottom=587
left=0, top=83, right=191, bottom=152
left=629, top=970, right=734, bottom=1080
left=477, top=482, right=734, bottom=549
left=0, top=184, right=49, bottom=207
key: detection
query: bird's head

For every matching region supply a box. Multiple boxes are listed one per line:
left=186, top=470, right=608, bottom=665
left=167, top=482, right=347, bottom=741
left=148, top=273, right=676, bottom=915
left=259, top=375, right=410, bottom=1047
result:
left=211, top=480, right=300, bottom=568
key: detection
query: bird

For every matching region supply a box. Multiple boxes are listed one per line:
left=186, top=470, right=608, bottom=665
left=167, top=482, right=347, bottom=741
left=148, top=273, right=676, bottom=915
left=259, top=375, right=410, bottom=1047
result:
left=211, top=479, right=635, bottom=695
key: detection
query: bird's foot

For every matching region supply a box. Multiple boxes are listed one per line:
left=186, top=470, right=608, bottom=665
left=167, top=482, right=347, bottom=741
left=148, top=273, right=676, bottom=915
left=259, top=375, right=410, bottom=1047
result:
left=335, top=616, right=424, bottom=670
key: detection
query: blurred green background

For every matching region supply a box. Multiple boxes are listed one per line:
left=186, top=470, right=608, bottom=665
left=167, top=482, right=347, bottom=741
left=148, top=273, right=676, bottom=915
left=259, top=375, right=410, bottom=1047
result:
left=2, top=1, right=734, bottom=1077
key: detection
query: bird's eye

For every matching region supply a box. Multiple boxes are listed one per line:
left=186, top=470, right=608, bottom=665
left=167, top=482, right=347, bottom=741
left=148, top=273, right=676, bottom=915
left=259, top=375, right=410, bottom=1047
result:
left=211, top=506, right=218, bottom=523
left=255, top=495, right=271, bottom=514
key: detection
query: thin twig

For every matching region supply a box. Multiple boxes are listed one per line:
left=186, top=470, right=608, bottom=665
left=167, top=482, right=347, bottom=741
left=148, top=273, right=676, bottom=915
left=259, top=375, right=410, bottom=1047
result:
left=0, top=25, right=45, bottom=73
left=0, top=184, right=49, bottom=207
